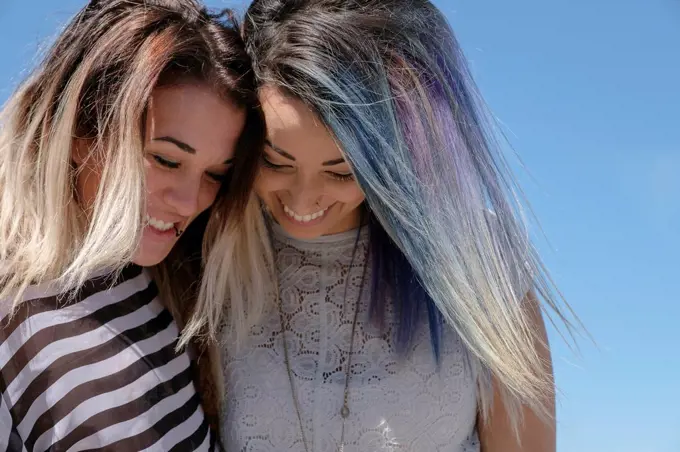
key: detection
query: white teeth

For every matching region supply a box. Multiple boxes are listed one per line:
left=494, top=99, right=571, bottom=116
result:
left=282, top=203, right=328, bottom=224
left=145, top=214, right=174, bottom=231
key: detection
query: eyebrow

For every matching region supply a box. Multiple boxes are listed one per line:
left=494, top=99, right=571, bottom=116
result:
left=322, top=158, right=346, bottom=166
left=153, top=136, right=196, bottom=154
left=153, top=136, right=233, bottom=164
left=265, top=139, right=295, bottom=161
left=265, top=139, right=347, bottom=166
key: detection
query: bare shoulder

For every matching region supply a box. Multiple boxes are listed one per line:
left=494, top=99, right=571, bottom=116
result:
left=478, top=291, right=556, bottom=452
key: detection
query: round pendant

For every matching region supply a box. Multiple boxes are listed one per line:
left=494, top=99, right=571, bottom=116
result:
left=340, top=404, right=350, bottom=418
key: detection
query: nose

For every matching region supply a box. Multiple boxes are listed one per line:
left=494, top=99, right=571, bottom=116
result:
left=163, top=175, right=202, bottom=218
left=287, top=172, right=323, bottom=212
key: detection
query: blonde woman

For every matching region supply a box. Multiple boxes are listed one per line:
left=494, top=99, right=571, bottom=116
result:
left=0, top=0, right=266, bottom=450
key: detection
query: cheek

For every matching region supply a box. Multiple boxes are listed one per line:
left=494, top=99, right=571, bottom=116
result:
left=197, top=182, right=221, bottom=212
left=255, top=170, right=289, bottom=197
left=329, top=182, right=365, bottom=206
left=144, top=162, right=163, bottom=193
left=75, top=165, right=102, bottom=209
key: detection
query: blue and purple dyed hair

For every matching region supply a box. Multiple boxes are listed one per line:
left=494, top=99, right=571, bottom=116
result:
left=243, top=0, right=577, bottom=421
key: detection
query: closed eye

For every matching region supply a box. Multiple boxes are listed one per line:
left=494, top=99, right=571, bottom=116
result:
left=261, top=155, right=292, bottom=170
left=152, top=154, right=180, bottom=169
left=206, top=170, right=229, bottom=183
left=326, top=171, right=355, bottom=182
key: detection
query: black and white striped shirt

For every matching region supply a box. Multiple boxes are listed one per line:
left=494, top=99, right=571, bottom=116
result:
left=0, top=265, right=216, bottom=451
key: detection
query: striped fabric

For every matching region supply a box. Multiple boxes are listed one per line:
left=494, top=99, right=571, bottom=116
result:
left=0, top=265, right=216, bottom=451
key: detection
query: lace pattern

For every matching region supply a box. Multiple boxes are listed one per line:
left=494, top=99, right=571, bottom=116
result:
left=221, top=223, right=481, bottom=451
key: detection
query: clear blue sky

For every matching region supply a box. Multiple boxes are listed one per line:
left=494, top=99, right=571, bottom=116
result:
left=1, top=1, right=678, bottom=451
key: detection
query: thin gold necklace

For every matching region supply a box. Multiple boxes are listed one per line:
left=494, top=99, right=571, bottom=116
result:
left=277, top=241, right=368, bottom=452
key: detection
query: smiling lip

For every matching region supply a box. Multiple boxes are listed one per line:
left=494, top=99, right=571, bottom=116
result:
left=280, top=200, right=332, bottom=227
left=145, top=225, right=176, bottom=239
left=144, top=214, right=181, bottom=239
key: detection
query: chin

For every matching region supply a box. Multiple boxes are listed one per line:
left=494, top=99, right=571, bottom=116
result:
left=131, top=250, right=171, bottom=268
left=131, top=257, right=161, bottom=267
left=275, top=211, right=348, bottom=240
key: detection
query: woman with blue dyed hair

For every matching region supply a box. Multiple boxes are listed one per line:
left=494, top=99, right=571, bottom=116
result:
left=191, top=1, right=577, bottom=450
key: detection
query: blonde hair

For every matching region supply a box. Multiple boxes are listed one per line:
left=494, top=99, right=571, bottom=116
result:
left=0, top=0, right=272, bottom=347
left=177, top=197, right=273, bottom=346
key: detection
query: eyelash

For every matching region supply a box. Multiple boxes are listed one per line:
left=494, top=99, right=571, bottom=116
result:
left=261, top=156, right=354, bottom=182
left=153, top=154, right=179, bottom=169
left=327, top=172, right=355, bottom=182
left=206, top=172, right=227, bottom=183
left=151, top=154, right=225, bottom=183
left=261, top=156, right=288, bottom=170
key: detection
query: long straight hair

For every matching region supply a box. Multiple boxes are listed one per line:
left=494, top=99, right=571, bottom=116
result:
left=0, top=0, right=271, bottom=351
left=241, top=0, right=579, bottom=428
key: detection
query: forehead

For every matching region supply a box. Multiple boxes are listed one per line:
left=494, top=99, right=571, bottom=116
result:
left=147, top=83, right=244, bottom=160
left=259, top=86, right=344, bottom=163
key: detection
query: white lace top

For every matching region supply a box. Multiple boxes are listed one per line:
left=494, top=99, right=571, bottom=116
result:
left=220, top=222, right=481, bottom=452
